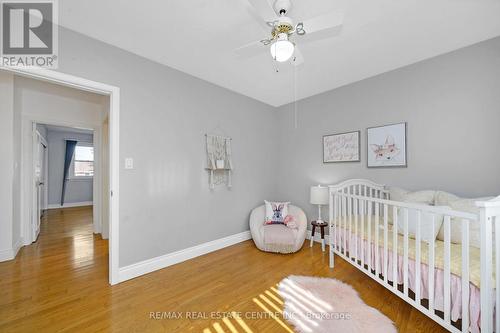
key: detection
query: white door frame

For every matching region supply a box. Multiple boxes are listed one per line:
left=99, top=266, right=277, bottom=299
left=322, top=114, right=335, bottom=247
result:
left=33, top=127, right=48, bottom=241
left=2, top=66, right=120, bottom=285
left=42, top=132, right=49, bottom=212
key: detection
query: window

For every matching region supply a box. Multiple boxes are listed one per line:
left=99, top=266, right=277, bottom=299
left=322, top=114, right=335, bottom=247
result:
left=72, top=144, right=94, bottom=178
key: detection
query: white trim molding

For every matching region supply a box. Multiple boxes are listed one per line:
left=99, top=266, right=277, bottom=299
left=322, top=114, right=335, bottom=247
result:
left=0, top=248, right=15, bottom=262
left=47, top=201, right=93, bottom=209
left=0, top=238, right=23, bottom=262
left=118, top=231, right=251, bottom=283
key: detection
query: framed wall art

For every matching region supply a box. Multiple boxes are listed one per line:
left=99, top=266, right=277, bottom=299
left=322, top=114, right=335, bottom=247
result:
left=323, top=131, right=360, bottom=163
left=367, top=122, right=407, bottom=168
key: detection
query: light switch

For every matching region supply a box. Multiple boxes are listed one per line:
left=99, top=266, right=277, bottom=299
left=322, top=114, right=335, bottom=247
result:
left=125, top=158, right=134, bottom=169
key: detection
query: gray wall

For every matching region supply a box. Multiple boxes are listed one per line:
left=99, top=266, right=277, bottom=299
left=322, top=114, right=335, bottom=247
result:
left=0, top=72, right=14, bottom=253
left=12, top=76, right=21, bottom=249
left=276, top=37, right=500, bottom=224
left=47, top=129, right=94, bottom=206
left=56, top=28, right=278, bottom=267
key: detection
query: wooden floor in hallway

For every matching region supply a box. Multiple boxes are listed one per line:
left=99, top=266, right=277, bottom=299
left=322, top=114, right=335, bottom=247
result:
left=0, top=206, right=446, bottom=333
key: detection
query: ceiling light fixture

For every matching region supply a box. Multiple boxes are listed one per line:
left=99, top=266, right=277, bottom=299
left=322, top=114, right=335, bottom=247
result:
left=270, top=33, right=294, bottom=62
left=235, top=0, right=344, bottom=68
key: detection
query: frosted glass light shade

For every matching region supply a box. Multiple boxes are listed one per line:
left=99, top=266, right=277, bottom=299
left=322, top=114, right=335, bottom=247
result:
left=310, top=185, right=329, bottom=205
left=270, top=40, right=294, bottom=62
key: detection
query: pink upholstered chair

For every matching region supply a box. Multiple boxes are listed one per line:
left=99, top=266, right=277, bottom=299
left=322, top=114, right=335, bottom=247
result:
left=249, top=204, right=307, bottom=253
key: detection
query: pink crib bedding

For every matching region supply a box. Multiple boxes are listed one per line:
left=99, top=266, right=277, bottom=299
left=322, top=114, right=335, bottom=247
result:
left=334, top=225, right=486, bottom=333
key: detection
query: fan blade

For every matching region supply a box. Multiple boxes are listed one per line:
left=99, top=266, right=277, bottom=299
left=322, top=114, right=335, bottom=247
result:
left=234, top=39, right=268, bottom=58
left=300, top=11, right=344, bottom=43
left=290, top=46, right=304, bottom=66
left=245, top=0, right=278, bottom=24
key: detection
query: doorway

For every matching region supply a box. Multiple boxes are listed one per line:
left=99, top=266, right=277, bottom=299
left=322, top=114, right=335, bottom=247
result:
left=2, top=66, right=120, bottom=285
left=32, top=123, right=100, bottom=244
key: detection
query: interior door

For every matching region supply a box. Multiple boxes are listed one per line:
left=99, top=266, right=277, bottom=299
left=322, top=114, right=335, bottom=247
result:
left=34, top=134, right=46, bottom=241
left=38, top=141, right=47, bottom=219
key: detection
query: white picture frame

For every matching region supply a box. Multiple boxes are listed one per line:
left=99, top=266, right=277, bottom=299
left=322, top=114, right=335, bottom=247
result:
left=367, top=122, right=407, bottom=168
left=323, top=131, right=361, bottom=163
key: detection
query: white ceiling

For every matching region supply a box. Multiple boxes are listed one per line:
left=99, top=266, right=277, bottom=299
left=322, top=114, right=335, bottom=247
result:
left=59, top=0, right=500, bottom=107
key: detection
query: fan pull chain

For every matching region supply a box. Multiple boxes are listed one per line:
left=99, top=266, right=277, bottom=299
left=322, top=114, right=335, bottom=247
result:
left=294, top=63, right=298, bottom=129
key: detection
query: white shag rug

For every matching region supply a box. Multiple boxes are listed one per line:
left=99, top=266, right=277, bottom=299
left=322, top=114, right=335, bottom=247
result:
left=278, top=275, right=397, bottom=333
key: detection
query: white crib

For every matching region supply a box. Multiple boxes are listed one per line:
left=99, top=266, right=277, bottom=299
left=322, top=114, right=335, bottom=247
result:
left=328, top=179, right=500, bottom=332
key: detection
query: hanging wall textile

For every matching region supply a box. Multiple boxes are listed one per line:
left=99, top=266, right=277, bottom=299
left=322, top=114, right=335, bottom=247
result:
left=205, top=134, right=233, bottom=189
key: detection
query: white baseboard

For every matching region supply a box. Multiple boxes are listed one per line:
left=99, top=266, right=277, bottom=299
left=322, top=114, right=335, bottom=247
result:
left=48, top=201, right=93, bottom=209
left=0, top=238, right=23, bottom=262
left=13, top=238, right=22, bottom=258
left=118, top=230, right=252, bottom=283
left=0, top=247, right=15, bottom=262
left=22, top=237, right=32, bottom=246
left=306, top=230, right=330, bottom=243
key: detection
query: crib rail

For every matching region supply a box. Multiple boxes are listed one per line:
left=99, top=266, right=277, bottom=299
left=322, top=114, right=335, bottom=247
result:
left=477, top=199, right=500, bottom=333
left=328, top=180, right=500, bottom=333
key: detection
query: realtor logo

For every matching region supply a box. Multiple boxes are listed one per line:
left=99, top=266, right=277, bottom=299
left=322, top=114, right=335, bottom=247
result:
left=1, top=0, right=58, bottom=68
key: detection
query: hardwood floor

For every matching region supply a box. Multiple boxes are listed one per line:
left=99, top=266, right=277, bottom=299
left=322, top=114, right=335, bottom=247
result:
left=0, top=206, right=446, bottom=333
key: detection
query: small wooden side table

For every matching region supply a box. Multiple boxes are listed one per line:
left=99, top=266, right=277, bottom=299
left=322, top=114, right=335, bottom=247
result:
left=310, top=220, right=328, bottom=252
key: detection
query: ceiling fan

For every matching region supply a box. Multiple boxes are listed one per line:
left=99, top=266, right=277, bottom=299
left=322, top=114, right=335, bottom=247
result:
left=236, top=0, right=344, bottom=66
